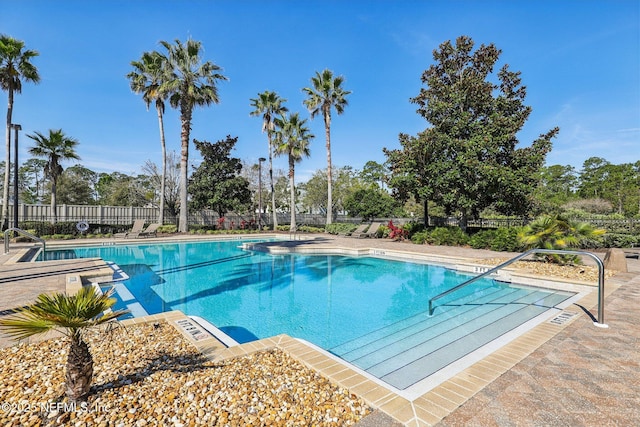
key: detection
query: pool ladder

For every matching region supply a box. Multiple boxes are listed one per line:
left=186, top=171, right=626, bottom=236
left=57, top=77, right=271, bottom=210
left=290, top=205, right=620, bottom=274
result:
left=428, top=249, right=608, bottom=328
left=3, top=227, right=46, bottom=256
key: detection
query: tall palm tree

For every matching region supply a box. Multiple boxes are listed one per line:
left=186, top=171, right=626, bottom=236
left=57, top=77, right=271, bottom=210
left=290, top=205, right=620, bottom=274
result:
left=0, top=35, right=40, bottom=230
left=0, top=286, right=129, bottom=403
left=159, top=38, right=227, bottom=233
left=274, top=112, right=313, bottom=232
left=302, top=69, right=351, bottom=226
left=27, top=129, right=80, bottom=224
left=127, top=50, right=169, bottom=225
left=249, top=90, right=288, bottom=230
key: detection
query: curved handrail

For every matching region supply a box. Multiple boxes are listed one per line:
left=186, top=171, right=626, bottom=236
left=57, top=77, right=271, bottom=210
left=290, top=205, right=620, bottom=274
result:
left=3, top=227, right=46, bottom=257
left=428, top=249, right=607, bottom=328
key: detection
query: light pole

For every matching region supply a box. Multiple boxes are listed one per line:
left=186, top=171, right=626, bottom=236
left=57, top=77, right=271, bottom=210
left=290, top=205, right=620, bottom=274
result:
left=11, top=124, right=21, bottom=230
left=258, top=157, right=266, bottom=230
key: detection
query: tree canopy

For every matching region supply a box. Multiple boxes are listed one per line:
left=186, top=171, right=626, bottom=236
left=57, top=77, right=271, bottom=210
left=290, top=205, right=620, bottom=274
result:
left=189, top=135, right=251, bottom=217
left=386, top=35, right=559, bottom=227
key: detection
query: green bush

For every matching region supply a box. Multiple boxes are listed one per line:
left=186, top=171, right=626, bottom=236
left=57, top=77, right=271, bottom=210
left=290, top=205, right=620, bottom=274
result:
left=325, top=223, right=357, bottom=235
left=590, top=233, right=640, bottom=249
left=299, top=225, right=325, bottom=233
left=428, top=227, right=469, bottom=246
left=158, top=224, right=177, bottom=233
left=490, top=227, right=524, bottom=252
left=410, top=230, right=429, bottom=245
left=403, top=222, right=426, bottom=239
left=469, top=229, right=496, bottom=249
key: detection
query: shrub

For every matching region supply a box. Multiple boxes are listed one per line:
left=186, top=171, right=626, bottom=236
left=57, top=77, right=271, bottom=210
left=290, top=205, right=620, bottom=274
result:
left=428, top=227, right=469, bottom=246
left=410, top=230, right=429, bottom=245
left=590, top=233, right=640, bottom=249
left=299, top=225, right=324, bottom=233
left=562, top=198, right=614, bottom=215
left=325, top=223, right=357, bottom=235
left=387, top=221, right=408, bottom=240
left=519, top=215, right=605, bottom=264
left=158, top=224, right=177, bottom=233
left=403, top=222, right=426, bottom=239
left=490, top=227, right=524, bottom=252
left=469, top=229, right=496, bottom=249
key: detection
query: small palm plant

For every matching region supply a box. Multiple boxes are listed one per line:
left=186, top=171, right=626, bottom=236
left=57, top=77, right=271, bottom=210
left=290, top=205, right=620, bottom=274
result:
left=519, top=214, right=605, bottom=264
left=0, top=286, right=129, bottom=403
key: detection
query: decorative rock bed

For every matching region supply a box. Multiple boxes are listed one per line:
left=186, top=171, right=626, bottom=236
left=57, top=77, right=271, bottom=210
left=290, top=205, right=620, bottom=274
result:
left=0, top=322, right=371, bottom=426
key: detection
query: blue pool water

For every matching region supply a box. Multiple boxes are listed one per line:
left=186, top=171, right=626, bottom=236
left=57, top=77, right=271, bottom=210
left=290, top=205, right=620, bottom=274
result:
left=40, top=240, right=575, bottom=389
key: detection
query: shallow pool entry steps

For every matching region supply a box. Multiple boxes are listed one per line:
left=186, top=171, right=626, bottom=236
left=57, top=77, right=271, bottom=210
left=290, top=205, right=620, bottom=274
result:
left=330, top=286, right=574, bottom=390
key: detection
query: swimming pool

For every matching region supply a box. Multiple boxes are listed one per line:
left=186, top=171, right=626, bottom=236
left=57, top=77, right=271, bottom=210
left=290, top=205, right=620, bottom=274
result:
left=41, top=239, right=576, bottom=390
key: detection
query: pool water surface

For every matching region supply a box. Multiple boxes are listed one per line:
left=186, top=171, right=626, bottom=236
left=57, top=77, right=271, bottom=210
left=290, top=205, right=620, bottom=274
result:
left=41, top=239, right=576, bottom=390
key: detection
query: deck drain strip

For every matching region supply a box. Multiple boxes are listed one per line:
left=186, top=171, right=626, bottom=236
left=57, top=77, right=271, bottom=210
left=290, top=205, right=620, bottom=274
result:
left=548, top=311, right=578, bottom=325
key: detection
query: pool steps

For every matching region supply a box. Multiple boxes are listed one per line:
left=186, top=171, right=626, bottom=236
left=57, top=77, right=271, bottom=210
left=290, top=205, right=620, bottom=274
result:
left=330, top=286, right=573, bottom=390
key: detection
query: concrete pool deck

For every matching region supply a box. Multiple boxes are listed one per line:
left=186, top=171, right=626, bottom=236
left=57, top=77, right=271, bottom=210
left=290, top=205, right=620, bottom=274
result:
left=0, top=233, right=637, bottom=426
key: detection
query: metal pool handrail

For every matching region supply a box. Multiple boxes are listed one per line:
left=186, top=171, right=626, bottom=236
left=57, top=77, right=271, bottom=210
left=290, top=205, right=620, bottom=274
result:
left=427, top=249, right=608, bottom=328
left=4, top=227, right=46, bottom=256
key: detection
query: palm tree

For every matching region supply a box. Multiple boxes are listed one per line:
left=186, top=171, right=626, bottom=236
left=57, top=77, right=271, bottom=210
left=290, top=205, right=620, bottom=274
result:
left=302, top=69, right=351, bottom=226
left=0, top=35, right=40, bottom=230
left=127, top=50, right=169, bottom=225
left=27, top=129, right=80, bottom=224
left=0, top=286, right=129, bottom=403
left=519, top=214, right=606, bottom=264
left=159, top=38, right=227, bottom=233
left=274, top=112, right=313, bottom=231
left=250, top=91, right=288, bottom=230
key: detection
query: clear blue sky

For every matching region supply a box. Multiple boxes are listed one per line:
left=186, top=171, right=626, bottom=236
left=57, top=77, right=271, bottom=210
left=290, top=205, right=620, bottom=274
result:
left=2, top=0, right=639, bottom=182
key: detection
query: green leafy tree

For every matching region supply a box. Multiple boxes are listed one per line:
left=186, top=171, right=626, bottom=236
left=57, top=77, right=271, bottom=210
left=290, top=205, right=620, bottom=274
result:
left=274, top=113, right=314, bottom=231
left=578, top=157, right=609, bottom=199
left=19, top=158, right=47, bottom=203
left=300, top=166, right=358, bottom=215
left=0, top=35, right=40, bottom=229
left=0, top=286, right=129, bottom=403
left=343, top=187, right=398, bottom=220
left=250, top=90, right=288, bottom=230
left=56, top=165, right=98, bottom=205
left=189, top=135, right=252, bottom=217
left=389, top=36, right=558, bottom=229
left=159, top=38, right=227, bottom=232
left=577, top=157, right=640, bottom=216
left=303, top=69, right=351, bottom=226
left=127, top=50, right=170, bottom=224
left=601, top=163, right=638, bottom=215
left=27, top=129, right=80, bottom=223
left=519, top=214, right=605, bottom=264
left=360, top=160, right=388, bottom=189
left=533, top=164, right=578, bottom=214
left=94, top=172, right=149, bottom=207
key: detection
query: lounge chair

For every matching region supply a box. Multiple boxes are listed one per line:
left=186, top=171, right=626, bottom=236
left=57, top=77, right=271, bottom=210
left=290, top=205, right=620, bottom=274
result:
left=338, top=223, right=367, bottom=237
left=363, top=222, right=382, bottom=238
left=113, top=219, right=145, bottom=239
left=138, top=223, right=161, bottom=238
left=351, top=222, right=376, bottom=238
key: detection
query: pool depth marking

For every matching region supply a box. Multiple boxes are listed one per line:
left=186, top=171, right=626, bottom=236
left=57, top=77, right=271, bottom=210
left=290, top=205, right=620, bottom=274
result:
left=175, top=319, right=210, bottom=342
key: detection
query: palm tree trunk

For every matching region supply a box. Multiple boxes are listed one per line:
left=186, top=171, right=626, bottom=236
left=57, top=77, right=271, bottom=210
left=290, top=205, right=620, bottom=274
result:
left=51, top=178, right=57, bottom=224
left=324, top=109, right=332, bottom=226
left=157, top=105, right=166, bottom=225
left=66, top=334, right=93, bottom=403
left=268, top=134, right=277, bottom=230
left=3, top=88, right=13, bottom=231
left=178, top=104, right=192, bottom=233
left=289, top=157, right=296, bottom=232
